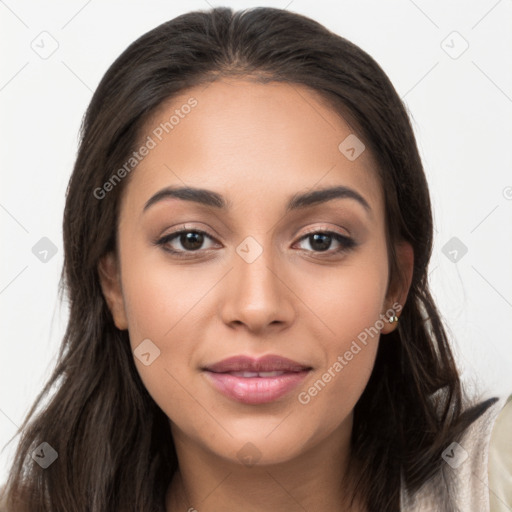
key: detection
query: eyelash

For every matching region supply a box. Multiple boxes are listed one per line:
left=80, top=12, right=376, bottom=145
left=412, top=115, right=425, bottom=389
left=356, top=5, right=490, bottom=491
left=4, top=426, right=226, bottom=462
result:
left=154, top=227, right=357, bottom=259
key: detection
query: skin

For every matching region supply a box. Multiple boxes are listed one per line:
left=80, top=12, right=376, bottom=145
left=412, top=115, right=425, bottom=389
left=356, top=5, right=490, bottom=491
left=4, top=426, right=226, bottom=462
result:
left=98, top=79, right=413, bottom=512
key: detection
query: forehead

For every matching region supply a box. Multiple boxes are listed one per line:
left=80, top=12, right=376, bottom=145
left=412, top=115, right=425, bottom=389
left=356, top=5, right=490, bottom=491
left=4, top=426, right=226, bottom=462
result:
left=121, top=79, right=383, bottom=217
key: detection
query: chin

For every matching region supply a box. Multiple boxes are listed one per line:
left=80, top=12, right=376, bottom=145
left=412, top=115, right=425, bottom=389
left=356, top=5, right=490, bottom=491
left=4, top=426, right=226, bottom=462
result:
left=198, top=418, right=319, bottom=467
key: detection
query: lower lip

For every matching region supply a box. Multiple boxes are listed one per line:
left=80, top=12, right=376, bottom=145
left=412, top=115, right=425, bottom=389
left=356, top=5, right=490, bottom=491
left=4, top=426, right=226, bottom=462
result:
left=204, top=370, right=310, bottom=405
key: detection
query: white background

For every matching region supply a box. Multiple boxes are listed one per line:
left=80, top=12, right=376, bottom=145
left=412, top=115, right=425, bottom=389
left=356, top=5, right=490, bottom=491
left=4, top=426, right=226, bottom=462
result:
left=1, top=0, right=512, bottom=483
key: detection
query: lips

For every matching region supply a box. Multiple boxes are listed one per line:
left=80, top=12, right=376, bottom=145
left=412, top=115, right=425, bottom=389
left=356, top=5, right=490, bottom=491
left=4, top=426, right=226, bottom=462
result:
left=202, top=355, right=312, bottom=405
left=204, top=354, right=311, bottom=373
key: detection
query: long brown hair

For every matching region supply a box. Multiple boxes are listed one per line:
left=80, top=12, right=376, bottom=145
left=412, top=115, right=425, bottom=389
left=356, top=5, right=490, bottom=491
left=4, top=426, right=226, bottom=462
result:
left=2, top=7, right=497, bottom=511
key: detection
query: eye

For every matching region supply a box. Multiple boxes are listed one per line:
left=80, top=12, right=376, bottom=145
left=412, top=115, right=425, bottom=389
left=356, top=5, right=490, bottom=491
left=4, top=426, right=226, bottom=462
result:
left=155, top=228, right=356, bottom=258
left=156, top=229, right=218, bottom=256
left=294, top=230, right=356, bottom=255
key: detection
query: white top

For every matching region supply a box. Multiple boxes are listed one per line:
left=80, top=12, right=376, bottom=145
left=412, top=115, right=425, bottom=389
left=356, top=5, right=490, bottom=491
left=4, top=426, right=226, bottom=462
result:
left=400, top=393, right=512, bottom=511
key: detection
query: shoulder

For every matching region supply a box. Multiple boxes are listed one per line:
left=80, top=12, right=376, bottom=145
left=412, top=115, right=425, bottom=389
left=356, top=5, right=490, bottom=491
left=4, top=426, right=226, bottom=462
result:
left=401, top=393, right=511, bottom=511
left=488, top=393, right=512, bottom=511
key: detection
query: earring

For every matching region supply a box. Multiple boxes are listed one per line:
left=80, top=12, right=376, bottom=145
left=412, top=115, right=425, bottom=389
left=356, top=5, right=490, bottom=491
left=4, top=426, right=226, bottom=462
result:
left=389, top=313, right=399, bottom=323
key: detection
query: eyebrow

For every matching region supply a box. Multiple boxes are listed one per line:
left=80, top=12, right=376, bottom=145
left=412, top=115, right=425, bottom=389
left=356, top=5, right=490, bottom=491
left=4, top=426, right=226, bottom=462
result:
left=143, top=185, right=371, bottom=214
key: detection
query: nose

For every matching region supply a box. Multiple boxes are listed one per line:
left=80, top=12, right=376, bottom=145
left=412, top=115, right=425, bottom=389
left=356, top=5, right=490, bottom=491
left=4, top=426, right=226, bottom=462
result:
left=219, top=239, right=295, bottom=335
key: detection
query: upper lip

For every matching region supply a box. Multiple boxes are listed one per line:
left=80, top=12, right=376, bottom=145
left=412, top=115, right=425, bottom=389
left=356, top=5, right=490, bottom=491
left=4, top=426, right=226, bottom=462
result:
left=203, top=355, right=311, bottom=373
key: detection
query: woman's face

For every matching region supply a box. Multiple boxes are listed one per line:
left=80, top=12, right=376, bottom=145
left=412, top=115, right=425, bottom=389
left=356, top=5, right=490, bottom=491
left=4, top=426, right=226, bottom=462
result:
left=100, top=79, right=410, bottom=467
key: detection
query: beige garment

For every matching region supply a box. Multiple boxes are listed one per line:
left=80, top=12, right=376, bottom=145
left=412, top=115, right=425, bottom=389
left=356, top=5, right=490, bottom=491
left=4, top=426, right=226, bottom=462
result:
left=401, top=393, right=512, bottom=512
left=488, top=393, right=512, bottom=511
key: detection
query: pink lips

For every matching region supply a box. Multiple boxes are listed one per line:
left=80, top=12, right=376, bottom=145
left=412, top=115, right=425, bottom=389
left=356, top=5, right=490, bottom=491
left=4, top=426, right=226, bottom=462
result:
left=203, top=355, right=311, bottom=405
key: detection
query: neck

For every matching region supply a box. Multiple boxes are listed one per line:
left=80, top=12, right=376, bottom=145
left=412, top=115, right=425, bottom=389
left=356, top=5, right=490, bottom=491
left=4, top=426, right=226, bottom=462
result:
left=165, top=418, right=365, bottom=512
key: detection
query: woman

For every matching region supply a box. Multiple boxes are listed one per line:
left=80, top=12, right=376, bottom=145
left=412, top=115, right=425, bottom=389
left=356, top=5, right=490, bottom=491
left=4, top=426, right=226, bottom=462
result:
left=2, top=6, right=510, bottom=511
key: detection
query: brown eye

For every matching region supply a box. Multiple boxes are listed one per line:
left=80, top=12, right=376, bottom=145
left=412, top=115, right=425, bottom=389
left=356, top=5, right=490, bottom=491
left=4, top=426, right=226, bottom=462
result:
left=178, top=231, right=205, bottom=251
left=295, top=231, right=356, bottom=254
left=156, top=229, right=218, bottom=255
left=306, top=233, right=332, bottom=252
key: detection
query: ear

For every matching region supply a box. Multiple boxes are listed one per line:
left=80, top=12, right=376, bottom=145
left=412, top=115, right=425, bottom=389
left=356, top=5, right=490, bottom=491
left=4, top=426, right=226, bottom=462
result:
left=380, top=241, right=414, bottom=335
left=98, top=252, right=128, bottom=330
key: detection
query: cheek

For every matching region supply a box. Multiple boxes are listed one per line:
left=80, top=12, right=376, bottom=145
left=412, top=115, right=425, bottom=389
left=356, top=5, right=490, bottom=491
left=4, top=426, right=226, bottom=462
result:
left=303, top=246, right=389, bottom=346
left=293, top=248, right=388, bottom=416
left=120, top=269, right=207, bottom=438
left=115, top=235, right=209, bottom=410
left=294, top=284, right=384, bottom=440
left=311, top=268, right=386, bottom=329
left=119, top=227, right=215, bottom=343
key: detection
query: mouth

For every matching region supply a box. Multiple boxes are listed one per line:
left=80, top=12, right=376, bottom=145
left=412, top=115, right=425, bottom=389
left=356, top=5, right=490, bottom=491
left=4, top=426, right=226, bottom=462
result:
left=202, top=355, right=312, bottom=405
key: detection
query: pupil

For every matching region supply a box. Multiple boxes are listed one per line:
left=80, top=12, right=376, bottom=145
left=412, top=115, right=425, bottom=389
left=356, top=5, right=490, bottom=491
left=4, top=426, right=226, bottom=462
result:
left=182, top=232, right=203, bottom=251
left=311, top=233, right=331, bottom=251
